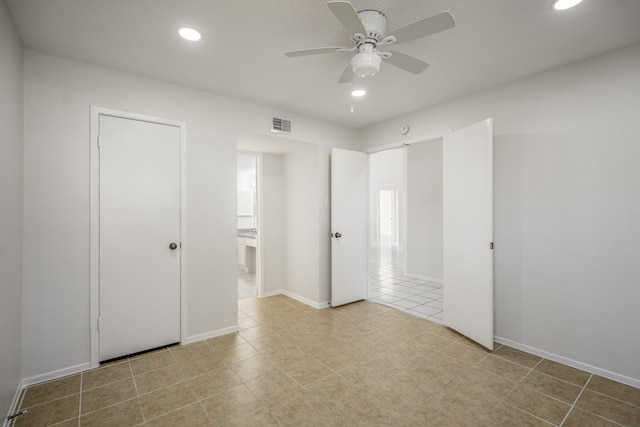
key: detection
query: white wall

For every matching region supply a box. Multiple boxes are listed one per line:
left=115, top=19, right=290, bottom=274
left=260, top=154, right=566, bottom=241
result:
left=0, top=0, right=23, bottom=416
left=407, top=141, right=443, bottom=280
left=360, top=43, right=640, bottom=384
left=21, top=51, right=358, bottom=379
left=283, top=146, right=321, bottom=304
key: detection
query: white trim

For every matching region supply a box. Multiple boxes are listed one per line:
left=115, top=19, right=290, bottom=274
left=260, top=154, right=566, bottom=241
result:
left=3, top=380, right=25, bottom=427
left=494, top=336, right=640, bottom=389
left=89, top=106, right=187, bottom=368
left=261, top=289, right=283, bottom=298
left=283, top=290, right=330, bottom=309
left=181, top=326, right=239, bottom=345
left=20, top=362, right=91, bottom=389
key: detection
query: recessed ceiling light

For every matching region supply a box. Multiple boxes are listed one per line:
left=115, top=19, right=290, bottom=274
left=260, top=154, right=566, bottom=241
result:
left=351, top=89, right=366, bottom=97
left=178, top=27, right=202, bottom=41
left=552, top=0, right=584, bottom=11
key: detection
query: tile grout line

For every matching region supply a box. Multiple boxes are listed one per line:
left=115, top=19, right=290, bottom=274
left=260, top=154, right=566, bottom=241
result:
left=77, top=371, right=83, bottom=426
left=558, top=373, right=592, bottom=426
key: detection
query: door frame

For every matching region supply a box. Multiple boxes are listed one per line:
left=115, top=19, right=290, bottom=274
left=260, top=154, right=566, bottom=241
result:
left=237, top=150, right=263, bottom=298
left=89, top=106, right=187, bottom=368
left=378, top=186, right=399, bottom=246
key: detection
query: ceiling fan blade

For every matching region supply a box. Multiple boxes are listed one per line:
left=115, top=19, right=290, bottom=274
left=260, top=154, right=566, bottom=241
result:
left=285, top=47, right=351, bottom=57
left=384, top=51, right=429, bottom=74
left=328, top=1, right=366, bottom=36
left=388, top=12, right=455, bottom=44
left=337, top=63, right=353, bottom=84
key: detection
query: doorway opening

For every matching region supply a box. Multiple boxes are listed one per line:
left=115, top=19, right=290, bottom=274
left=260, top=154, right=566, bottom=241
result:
left=237, top=154, right=259, bottom=299
left=367, top=145, right=444, bottom=323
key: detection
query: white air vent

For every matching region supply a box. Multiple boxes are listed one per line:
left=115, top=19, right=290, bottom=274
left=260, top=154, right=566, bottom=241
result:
left=271, top=117, right=291, bottom=134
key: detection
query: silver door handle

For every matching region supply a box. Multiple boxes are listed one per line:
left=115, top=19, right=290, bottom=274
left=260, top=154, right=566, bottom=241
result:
left=334, top=232, right=342, bottom=238
left=169, top=242, right=178, bottom=250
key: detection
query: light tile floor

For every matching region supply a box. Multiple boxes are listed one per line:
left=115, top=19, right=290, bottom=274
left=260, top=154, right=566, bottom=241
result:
left=238, top=269, right=256, bottom=300
left=12, top=296, right=640, bottom=426
left=369, top=244, right=444, bottom=323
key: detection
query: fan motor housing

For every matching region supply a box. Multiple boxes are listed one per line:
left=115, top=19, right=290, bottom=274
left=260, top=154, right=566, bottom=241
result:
left=357, top=9, right=387, bottom=43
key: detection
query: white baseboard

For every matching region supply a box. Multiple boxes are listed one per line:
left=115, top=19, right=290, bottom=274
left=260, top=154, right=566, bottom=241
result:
left=182, top=325, right=239, bottom=345
left=494, top=336, right=640, bottom=389
left=282, top=290, right=330, bottom=310
left=3, top=378, right=26, bottom=427
left=257, top=289, right=329, bottom=310
left=20, top=362, right=91, bottom=389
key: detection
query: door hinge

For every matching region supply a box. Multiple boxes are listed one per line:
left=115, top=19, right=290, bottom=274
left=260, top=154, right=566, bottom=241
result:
left=97, top=136, right=101, bottom=149
left=490, top=242, right=494, bottom=250
left=97, top=318, right=100, bottom=331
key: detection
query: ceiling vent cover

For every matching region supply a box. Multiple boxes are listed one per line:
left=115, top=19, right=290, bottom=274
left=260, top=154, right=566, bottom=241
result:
left=271, top=117, right=292, bottom=134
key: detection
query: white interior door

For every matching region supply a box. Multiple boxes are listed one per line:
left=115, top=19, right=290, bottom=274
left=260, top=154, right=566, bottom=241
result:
left=443, top=118, right=494, bottom=349
left=331, top=148, right=368, bottom=307
left=99, top=115, right=181, bottom=361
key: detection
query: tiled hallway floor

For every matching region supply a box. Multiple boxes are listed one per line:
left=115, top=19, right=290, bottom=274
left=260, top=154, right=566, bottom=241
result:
left=238, top=269, right=256, bottom=300
left=369, top=244, right=444, bottom=323
left=12, top=296, right=640, bottom=426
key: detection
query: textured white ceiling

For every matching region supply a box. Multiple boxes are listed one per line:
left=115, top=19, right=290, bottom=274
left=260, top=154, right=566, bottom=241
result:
left=6, top=0, right=640, bottom=128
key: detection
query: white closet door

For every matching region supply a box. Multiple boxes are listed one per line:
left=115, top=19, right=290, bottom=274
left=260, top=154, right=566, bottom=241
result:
left=443, top=118, right=494, bottom=349
left=99, top=115, right=181, bottom=361
left=331, top=148, right=368, bottom=307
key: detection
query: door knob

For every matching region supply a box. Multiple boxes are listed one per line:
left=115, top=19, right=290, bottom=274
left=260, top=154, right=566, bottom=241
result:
left=169, top=242, right=178, bottom=250
left=334, top=232, right=342, bottom=238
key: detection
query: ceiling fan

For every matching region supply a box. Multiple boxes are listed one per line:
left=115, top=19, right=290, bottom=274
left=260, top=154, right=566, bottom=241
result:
left=284, top=1, right=455, bottom=83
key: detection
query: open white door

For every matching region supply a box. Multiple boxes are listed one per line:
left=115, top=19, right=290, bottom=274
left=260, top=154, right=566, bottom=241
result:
left=443, top=119, right=494, bottom=349
left=331, top=148, right=368, bottom=307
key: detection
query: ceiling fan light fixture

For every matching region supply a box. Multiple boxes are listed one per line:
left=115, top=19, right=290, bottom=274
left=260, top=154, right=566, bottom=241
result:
left=351, top=89, right=366, bottom=97
left=178, top=27, right=202, bottom=41
left=551, top=0, right=584, bottom=11
left=351, top=50, right=381, bottom=77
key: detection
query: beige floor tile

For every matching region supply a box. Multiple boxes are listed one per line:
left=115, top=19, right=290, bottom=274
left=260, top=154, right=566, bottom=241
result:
left=205, top=332, right=246, bottom=352
left=492, top=345, right=543, bottom=368
left=15, top=394, right=80, bottom=427
left=366, top=375, right=436, bottom=414
left=237, top=325, right=276, bottom=342
left=575, top=389, right=640, bottom=426
left=177, top=352, right=228, bottom=378
left=169, top=341, right=214, bottom=364
left=200, top=383, right=262, bottom=425
left=268, top=389, right=329, bottom=426
left=146, top=402, right=212, bottom=427
left=79, top=398, right=143, bottom=427
left=281, top=357, right=334, bottom=387
left=244, top=371, right=301, bottom=402
left=129, top=349, right=174, bottom=376
left=520, top=370, right=582, bottom=404
left=438, top=341, right=490, bottom=364
left=304, top=374, right=362, bottom=408
left=222, top=406, right=280, bottom=426
left=428, top=325, right=464, bottom=341
left=134, top=364, right=185, bottom=395
left=475, top=354, right=531, bottom=383
left=184, top=367, right=242, bottom=400
left=227, top=354, right=280, bottom=383
left=505, top=384, right=571, bottom=425
left=587, top=375, right=640, bottom=406
left=406, top=395, right=476, bottom=427
left=439, top=368, right=516, bottom=417
left=21, top=374, right=81, bottom=408
left=534, top=359, right=591, bottom=386
left=475, top=401, right=553, bottom=427
left=139, top=381, right=197, bottom=420
left=238, top=316, right=260, bottom=329
left=337, top=392, right=412, bottom=427
left=83, top=361, right=132, bottom=391
left=212, top=342, right=261, bottom=365
left=563, top=407, right=621, bottom=427
left=81, top=377, right=137, bottom=414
